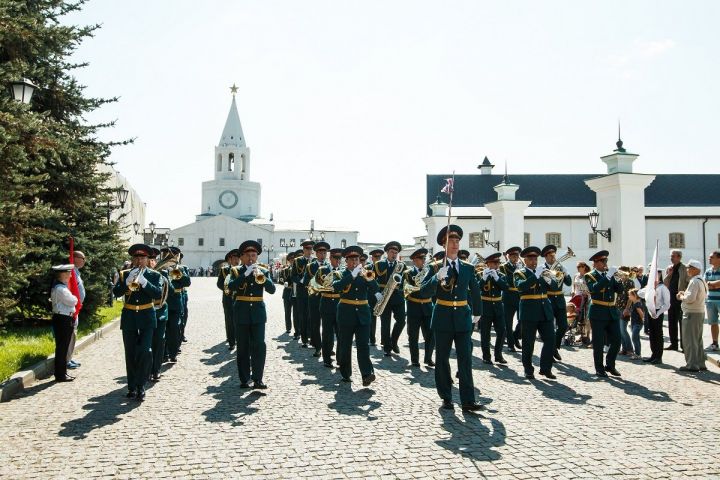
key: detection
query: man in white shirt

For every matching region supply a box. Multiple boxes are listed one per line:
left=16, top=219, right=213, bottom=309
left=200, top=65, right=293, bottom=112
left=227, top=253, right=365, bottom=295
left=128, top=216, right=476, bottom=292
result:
left=639, top=271, right=671, bottom=364
left=67, top=251, right=86, bottom=370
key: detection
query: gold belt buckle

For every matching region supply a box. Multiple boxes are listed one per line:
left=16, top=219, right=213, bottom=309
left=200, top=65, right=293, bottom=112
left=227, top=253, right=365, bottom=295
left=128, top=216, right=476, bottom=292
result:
left=452, top=301, right=457, bottom=307
left=134, top=305, right=139, bottom=312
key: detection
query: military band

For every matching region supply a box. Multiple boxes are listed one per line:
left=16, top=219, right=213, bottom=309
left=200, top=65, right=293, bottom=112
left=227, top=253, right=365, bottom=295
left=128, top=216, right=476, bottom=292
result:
left=404, top=248, right=435, bottom=367
left=366, top=248, right=384, bottom=346
left=375, top=241, right=407, bottom=356
left=499, top=246, right=523, bottom=352
left=217, top=248, right=241, bottom=350
left=542, top=244, right=573, bottom=361
left=477, top=252, right=508, bottom=365
left=305, top=241, right=330, bottom=357
left=292, top=240, right=315, bottom=347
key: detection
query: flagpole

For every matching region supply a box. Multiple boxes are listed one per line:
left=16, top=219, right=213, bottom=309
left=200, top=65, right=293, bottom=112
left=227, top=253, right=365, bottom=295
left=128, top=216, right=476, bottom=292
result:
left=443, top=171, right=455, bottom=269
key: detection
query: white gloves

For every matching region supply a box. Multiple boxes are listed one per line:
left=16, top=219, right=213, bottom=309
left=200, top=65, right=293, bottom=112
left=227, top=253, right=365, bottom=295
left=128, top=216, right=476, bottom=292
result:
left=283, top=282, right=289, bottom=287
left=375, top=292, right=383, bottom=302
left=535, top=265, right=546, bottom=278
left=126, top=268, right=138, bottom=286
left=490, top=269, right=499, bottom=281
left=244, top=264, right=256, bottom=277
left=436, top=266, right=449, bottom=280
left=472, top=315, right=481, bottom=323
left=482, top=269, right=491, bottom=280
left=607, top=267, right=617, bottom=278
left=137, top=274, right=148, bottom=287
left=351, top=265, right=362, bottom=278
left=543, top=275, right=552, bottom=285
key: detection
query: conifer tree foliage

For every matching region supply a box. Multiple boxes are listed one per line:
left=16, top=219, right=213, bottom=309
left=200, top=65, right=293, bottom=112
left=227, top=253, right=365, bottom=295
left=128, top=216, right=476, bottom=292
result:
left=0, top=0, right=128, bottom=324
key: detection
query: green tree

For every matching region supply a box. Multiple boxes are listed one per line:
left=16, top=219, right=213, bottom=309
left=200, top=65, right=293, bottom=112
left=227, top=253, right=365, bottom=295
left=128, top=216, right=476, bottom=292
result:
left=0, top=0, right=128, bottom=324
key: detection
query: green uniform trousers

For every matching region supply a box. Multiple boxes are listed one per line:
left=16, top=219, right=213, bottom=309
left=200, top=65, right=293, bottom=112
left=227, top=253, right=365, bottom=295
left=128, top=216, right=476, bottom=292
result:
left=122, top=327, right=153, bottom=391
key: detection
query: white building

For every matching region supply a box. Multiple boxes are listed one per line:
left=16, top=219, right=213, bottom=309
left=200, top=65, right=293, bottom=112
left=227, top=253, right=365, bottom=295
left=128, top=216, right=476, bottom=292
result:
left=169, top=91, right=358, bottom=270
left=421, top=138, right=720, bottom=271
left=100, top=163, right=146, bottom=246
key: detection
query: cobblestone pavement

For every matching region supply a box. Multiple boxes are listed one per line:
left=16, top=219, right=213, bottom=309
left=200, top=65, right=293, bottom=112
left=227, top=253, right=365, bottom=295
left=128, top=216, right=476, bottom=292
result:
left=2, top=278, right=719, bottom=479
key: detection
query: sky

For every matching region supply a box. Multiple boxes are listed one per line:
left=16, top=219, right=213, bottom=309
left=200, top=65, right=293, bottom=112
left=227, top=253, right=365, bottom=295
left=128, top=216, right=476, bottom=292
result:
left=65, top=0, right=720, bottom=243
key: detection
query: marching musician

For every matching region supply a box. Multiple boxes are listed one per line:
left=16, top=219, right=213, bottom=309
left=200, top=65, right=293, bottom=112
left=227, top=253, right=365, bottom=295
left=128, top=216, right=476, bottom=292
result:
left=176, top=251, right=191, bottom=344
left=161, top=246, right=190, bottom=363
left=366, top=248, right=384, bottom=346
left=513, top=246, right=556, bottom=380
left=332, top=246, right=379, bottom=386
left=112, top=244, right=163, bottom=401
left=217, top=249, right=241, bottom=350
left=499, top=246, right=523, bottom=352
left=304, top=241, right=330, bottom=357
left=458, top=250, right=470, bottom=262
left=418, top=225, right=484, bottom=412
left=478, top=252, right=508, bottom=365
left=280, top=251, right=297, bottom=335
left=542, top=245, right=573, bottom=361
left=404, top=247, right=435, bottom=367
left=227, top=240, right=276, bottom=389
left=375, top=241, right=407, bottom=357
left=318, top=248, right=343, bottom=368
left=585, top=250, right=623, bottom=377
left=292, top=240, right=315, bottom=347
left=149, top=248, right=168, bottom=382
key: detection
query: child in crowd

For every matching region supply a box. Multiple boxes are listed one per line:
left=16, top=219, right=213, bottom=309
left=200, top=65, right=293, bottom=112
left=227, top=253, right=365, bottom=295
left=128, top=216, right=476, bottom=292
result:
left=628, top=289, right=645, bottom=359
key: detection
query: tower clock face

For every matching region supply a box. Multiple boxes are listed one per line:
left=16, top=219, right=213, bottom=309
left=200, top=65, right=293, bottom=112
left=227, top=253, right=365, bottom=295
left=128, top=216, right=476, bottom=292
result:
left=218, top=190, right=238, bottom=209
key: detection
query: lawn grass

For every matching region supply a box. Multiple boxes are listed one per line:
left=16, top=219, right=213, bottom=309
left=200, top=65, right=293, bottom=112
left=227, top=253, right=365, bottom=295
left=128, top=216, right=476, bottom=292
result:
left=0, top=301, right=123, bottom=383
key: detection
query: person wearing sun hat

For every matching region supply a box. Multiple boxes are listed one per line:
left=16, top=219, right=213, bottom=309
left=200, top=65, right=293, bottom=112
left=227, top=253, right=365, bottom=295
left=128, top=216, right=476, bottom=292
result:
left=513, top=246, right=556, bottom=380
left=113, top=244, right=163, bottom=401
left=305, top=241, right=331, bottom=357
left=227, top=240, right=276, bottom=389
left=417, top=224, right=484, bottom=412
left=332, top=245, right=379, bottom=386
left=404, top=247, right=435, bottom=367
left=50, top=264, right=79, bottom=383
left=585, top=250, right=624, bottom=378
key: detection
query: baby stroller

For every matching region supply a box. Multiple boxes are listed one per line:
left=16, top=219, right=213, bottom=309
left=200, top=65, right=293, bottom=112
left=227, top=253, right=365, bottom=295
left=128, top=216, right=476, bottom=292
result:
left=563, top=294, right=588, bottom=346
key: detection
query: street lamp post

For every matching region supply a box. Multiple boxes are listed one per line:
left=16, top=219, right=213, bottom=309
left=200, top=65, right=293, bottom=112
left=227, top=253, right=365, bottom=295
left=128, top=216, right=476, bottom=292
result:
left=116, top=187, right=129, bottom=210
left=133, top=222, right=140, bottom=235
left=587, top=211, right=611, bottom=242
left=9, top=78, right=38, bottom=104
left=149, top=221, right=156, bottom=245
left=482, top=228, right=500, bottom=251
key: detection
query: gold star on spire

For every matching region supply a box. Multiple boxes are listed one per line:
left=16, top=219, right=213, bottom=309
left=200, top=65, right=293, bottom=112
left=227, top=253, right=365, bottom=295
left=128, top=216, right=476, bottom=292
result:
left=230, top=83, right=238, bottom=95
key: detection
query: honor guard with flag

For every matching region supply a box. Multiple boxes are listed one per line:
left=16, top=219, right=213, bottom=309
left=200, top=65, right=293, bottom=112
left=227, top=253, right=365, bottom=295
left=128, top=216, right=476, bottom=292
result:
left=542, top=244, right=572, bottom=361
left=305, top=241, right=330, bottom=357
left=217, top=249, right=241, bottom=350
left=478, top=252, right=508, bottom=365
left=367, top=248, right=384, bottom=346
left=113, top=244, right=163, bottom=401
left=418, top=225, right=484, bottom=412
left=585, top=250, right=623, bottom=377
left=318, top=248, right=344, bottom=367
left=499, top=246, right=523, bottom=352
left=292, top=240, right=315, bottom=347
left=227, top=240, right=276, bottom=389
left=404, top=247, right=435, bottom=367
left=332, top=246, right=379, bottom=385
left=513, top=246, right=556, bottom=380
left=375, top=241, right=407, bottom=357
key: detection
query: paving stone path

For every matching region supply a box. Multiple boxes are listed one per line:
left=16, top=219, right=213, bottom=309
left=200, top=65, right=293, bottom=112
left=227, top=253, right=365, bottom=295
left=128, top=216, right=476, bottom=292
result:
left=1, top=278, right=719, bottom=479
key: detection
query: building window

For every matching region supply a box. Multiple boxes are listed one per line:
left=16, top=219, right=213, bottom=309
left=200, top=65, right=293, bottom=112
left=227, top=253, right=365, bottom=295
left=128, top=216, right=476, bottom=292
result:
left=257, top=238, right=263, bottom=246
left=290, top=238, right=295, bottom=246
left=545, top=232, right=561, bottom=248
left=469, top=232, right=484, bottom=248
left=589, top=232, right=598, bottom=249
left=279, top=238, right=285, bottom=246
left=219, top=238, right=225, bottom=247
left=523, top=233, right=530, bottom=248
left=178, top=237, right=184, bottom=246
left=228, top=153, right=234, bottom=171
left=669, top=232, right=685, bottom=249
left=340, top=239, right=347, bottom=248
left=198, top=238, right=204, bottom=246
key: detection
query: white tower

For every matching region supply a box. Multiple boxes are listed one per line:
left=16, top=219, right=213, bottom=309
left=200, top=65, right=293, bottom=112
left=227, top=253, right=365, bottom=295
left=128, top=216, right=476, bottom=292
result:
left=200, top=85, right=261, bottom=222
left=485, top=169, right=530, bottom=251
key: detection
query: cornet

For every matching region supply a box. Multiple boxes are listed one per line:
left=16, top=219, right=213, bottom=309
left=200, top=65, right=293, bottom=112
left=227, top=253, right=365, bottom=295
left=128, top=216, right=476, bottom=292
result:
left=360, top=267, right=375, bottom=281
left=128, top=267, right=145, bottom=292
left=253, top=266, right=266, bottom=285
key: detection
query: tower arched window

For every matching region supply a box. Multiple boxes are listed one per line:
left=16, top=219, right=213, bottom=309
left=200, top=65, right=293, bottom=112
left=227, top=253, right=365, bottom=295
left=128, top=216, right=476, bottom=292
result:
left=340, top=239, right=347, bottom=248
left=216, top=154, right=222, bottom=172
left=228, top=153, right=235, bottom=171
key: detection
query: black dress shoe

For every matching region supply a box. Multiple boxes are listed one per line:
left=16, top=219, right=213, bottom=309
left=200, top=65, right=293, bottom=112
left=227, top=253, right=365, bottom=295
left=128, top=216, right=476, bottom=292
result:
left=392, top=345, right=400, bottom=354
left=642, top=357, right=655, bottom=362
left=136, top=389, right=146, bottom=402
left=514, top=340, right=522, bottom=350
left=461, top=402, right=486, bottom=412
left=553, top=350, right=562, bottom=361
left=482, top=358, right=493, bottom=365
left=441, top=399, right=454, bottom=410
left=425, top=360, right=436, bottom=367
left=411, top=362, right=421, bottom=367
left=323, top=362, right=334, bottom=368
left=168, top=356, right=177, bottom=363
left=369, top=342, right=376, bottom=346
left=312, top=350, right=321, bottom=357
left=539, top=370, right=557, bottom=380
left=341, top=377, right=352, bottom=383
left=384, top=352, right=392, bottom=357
left=285, top=330, right=291, bottom=334
left=252, top=381, right=268, bottom=390
left=650, top=358, right=662, bottom=364
left=301, top=343, right=309, bottom=348
left=664, top=345, right=678, bottom=351
left=293, top=334, right=300, bottom=339
left=330, top=351, right=335, bottom=356
left=495, top=357, right=508, bottom=365
left=679, top=366, right=700, bottom=372
left=362, top=373, right=376, bottom=386
left=596, top=371, right=608, bottom=377
left=228, top=344, right=235, bottom=351
left=182, top=337, right=188, bottom=343
left=508, top=347, right=517, bottom=353
left=240, top=382, right=250, bottom=389
left=150, top=374, right=160, bottom=382
left=605, top=366, right=621, bottom=377
left=525, top=372, right=535, bottom=380
left=55, top=375, right=75, bottom=383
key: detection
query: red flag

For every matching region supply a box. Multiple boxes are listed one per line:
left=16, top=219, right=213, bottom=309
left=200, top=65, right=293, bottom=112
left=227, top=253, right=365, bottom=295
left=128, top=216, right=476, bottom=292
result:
left=68, top=237, right=82, bottom=319
left=440, top=177, right=454, bottom=195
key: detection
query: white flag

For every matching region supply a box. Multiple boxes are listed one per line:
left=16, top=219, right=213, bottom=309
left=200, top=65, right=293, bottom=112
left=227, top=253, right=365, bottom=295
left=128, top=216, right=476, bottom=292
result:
left=645, top=240, right=659, bottom=315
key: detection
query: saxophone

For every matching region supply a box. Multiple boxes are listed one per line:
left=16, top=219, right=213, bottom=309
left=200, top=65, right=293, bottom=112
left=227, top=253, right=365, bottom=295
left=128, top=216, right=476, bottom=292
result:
left=403, top=265, right=429, bottom=298
left=373, top=262, right=404, bottom=316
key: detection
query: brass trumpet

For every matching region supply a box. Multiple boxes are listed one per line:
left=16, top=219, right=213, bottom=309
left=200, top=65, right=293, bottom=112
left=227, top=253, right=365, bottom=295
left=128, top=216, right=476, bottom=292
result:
left=128, top=267, right=145, bottom=292
left=254, top=268, right=266, bottom=285
left=170, top=267, right=183, bottom=280
left=360, top=267, right=375, bottom=281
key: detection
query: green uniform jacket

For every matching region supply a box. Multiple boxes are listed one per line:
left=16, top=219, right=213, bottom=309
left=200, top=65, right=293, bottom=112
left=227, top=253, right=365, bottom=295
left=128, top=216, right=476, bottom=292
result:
left=318, top=265, right=342, bottom=314
left=404, top=265, right=433, bottom=317
left=478, top=272, right=508, bottom=318
left=154, top=271, right=169, bottom=322
left=374, top=260, right=406, bottom=307
left=585, top=269, right=623, bottom=323
left=228, top=265, right=277, bottom=324
left=419, top=260, right=482, bottom=333
left=216, top=265, right=232, bottom=295
left=513, top=267, right=553, bottom=322
left=544, top=262, right=572, bottom=308
left=113, top=268, right=163, bottom=330
left=332, top=269, right=379, bottom=325
left=499, top=261, right=520, bottom=305
left=292, top=256, right=311, bottom=288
